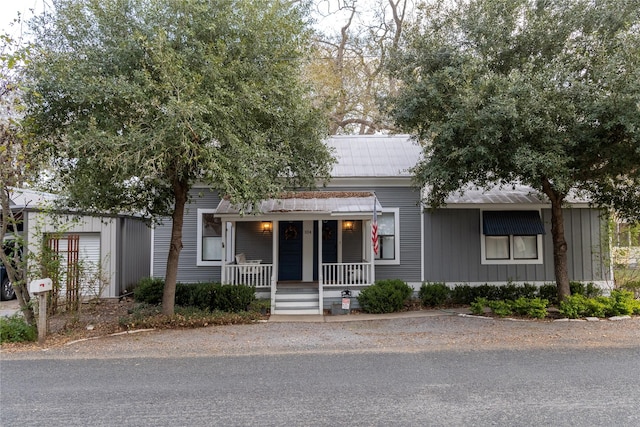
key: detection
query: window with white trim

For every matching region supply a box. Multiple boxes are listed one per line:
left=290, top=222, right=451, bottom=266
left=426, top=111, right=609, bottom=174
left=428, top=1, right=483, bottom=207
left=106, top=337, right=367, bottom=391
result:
left=374, top=208, right=400, bottom=265
left=481, top=210, right=544, bottom=265
left=197, top=209, right=223, bottom=266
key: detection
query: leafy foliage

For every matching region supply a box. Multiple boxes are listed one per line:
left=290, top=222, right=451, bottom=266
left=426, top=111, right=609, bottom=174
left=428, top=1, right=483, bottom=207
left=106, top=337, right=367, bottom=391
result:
left=419, top=282, right=450, bottom=307
left=559, top=290, right=640, bottom=318
left=471, top=297, right=549, bottom=319
left=22, top=0, right=334, bottom=315
left=389, top=0, right=640, bottom=298
left=357, top=279, right=413, bottom=314
left=134, top=278, right=255, bottom=313
left=0, top=314, right=37, bottom=343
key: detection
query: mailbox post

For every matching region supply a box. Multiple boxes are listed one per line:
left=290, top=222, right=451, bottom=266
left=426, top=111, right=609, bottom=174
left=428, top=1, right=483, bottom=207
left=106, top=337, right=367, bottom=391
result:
left=29, top=278, right=53, bottom=344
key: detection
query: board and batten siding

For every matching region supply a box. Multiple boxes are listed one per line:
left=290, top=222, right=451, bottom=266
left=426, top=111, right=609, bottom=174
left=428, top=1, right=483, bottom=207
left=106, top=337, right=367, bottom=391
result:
left=423, top=208, right=610, bottom=284
left=118, top=218, right=152, bottom=294
left=153, top=188, right=222, bottom=283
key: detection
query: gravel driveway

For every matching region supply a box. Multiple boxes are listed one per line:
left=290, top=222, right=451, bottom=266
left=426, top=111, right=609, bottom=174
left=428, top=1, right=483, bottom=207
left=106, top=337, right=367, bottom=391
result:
left=3, top=311, right=639, bottom=360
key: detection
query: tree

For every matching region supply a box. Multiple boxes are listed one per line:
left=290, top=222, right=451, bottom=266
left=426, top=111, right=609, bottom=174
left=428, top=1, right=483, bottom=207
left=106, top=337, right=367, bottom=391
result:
left=308, top=0, right=413, bottom=134
left=1, top=27, right=38, bottom=326
left=21, top=0, right=334, bottom=315
left=389, top=0, right=640, bottom=300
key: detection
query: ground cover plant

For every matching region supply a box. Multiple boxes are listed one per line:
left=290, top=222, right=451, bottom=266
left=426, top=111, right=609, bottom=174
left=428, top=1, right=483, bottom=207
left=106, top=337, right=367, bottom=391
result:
left=0, top=314, right=37, bottom=343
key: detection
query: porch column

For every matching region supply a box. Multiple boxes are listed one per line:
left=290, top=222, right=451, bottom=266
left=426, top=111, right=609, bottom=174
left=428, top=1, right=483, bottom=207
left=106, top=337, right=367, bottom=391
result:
left=369, top=219, right=376, bottom=284
left=221, top=220, right=227, bottom=284
left=271, top=220, right=279, bottom=309
left=317, top=219, right=323, bottom=314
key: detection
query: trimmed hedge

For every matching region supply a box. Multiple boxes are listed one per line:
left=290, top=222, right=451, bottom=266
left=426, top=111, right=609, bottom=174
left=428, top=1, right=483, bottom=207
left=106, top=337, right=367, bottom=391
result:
left=357, top=279, right=413, bottom=314
left=134, top=278, right=255, bottom=312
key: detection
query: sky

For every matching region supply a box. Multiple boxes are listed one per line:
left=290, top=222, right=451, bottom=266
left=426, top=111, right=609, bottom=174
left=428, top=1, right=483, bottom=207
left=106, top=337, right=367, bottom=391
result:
left=0, top=0, right=45, bottom=39
left=0, top=0, right=382, bottom=40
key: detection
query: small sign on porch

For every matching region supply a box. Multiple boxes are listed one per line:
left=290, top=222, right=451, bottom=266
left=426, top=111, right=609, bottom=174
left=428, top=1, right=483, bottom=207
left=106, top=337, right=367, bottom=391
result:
left=341, top=297, right=351, bottom=310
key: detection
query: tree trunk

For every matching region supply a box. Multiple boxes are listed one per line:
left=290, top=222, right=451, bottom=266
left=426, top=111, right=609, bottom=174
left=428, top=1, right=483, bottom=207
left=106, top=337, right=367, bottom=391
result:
left=162, top=178, right=189, bottom=316
left=542, top=178, right=571, bottom=301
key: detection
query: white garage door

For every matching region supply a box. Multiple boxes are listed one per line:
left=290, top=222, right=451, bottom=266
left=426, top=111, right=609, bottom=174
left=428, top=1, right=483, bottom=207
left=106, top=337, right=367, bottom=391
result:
left=53, top=233, right=102, bottom=297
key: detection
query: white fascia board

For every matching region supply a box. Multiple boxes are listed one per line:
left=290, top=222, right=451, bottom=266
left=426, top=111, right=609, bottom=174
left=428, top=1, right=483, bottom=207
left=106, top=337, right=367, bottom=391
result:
left=324, top=177, right=412, bottom=187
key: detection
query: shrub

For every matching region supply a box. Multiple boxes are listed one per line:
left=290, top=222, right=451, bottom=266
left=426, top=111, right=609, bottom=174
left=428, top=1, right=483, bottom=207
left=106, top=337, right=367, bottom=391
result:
left=570, top=281, right=602, bottom=298
left=605, top=289, right=635, bottom=317
left=419, top=282, right=450, bottom=307
left=538, top=284, right=559, bottom=305
left=133, top=277, right=165, bottom=305
left=470, top=297, right=488, bottom=315
left=511, top=297, right=549, bottom=319
left=559, top=294, right=589, bottom=319
left=487, top=300, right=512, bottom=317
left=0, top=315, right=37, bottom=343
left=357, top=279, right=413, bottom=314
left=213, top=284, right=256, bottom=312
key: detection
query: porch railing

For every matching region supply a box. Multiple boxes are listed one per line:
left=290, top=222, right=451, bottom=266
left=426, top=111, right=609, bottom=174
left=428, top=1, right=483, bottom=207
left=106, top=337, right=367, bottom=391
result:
left=223, top=263, right=272, bottom=288
left=322, top=262, right=372, bottom=287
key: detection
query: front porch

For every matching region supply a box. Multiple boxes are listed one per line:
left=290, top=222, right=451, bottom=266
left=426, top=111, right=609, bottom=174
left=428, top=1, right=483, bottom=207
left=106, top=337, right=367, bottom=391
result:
left=216, top=192, right=381, bottom=314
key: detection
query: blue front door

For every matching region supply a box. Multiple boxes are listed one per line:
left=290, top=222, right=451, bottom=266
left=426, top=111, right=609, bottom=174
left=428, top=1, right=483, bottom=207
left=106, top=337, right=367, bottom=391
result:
left=278, top=221, right=303, bottom=281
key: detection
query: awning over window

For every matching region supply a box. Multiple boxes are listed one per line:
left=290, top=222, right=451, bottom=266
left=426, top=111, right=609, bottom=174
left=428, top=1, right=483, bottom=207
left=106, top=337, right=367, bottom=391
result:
left=483, top=211, right=545, bottom=236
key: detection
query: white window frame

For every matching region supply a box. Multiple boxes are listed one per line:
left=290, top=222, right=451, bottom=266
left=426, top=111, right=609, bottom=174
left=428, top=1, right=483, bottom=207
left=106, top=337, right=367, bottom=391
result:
left=373, top=208, right=401, bottom=265
left=480, top=209, right=544, bottom=265
left=197, top=208, right=222, bottom=266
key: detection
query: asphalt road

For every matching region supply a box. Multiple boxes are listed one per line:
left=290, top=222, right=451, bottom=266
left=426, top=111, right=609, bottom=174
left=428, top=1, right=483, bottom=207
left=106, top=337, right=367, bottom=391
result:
left=2, top=347, right=639, bottom=426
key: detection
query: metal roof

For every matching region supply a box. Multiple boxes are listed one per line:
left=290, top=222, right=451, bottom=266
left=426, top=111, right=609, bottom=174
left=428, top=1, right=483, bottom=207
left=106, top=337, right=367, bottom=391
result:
left=328, top=135, right=422, bottom=178
left=216, top=191, right=382, bottom=216
left=443, top=184, right=590, bottom=205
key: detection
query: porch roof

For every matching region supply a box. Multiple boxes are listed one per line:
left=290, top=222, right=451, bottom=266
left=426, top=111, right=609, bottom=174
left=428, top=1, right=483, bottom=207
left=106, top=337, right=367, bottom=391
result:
left=215, top=191, right=382, bottom=218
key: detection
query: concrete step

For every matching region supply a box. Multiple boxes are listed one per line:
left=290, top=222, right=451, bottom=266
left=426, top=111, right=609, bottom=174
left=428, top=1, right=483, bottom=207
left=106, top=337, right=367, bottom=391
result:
left=275, top=300, right=319, bottom=309
left=272, top=308, right=322, bottom=315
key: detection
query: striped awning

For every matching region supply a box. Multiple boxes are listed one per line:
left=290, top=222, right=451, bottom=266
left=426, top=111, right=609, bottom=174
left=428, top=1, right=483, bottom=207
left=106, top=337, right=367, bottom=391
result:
left=482, top=211, right=545, bottom=236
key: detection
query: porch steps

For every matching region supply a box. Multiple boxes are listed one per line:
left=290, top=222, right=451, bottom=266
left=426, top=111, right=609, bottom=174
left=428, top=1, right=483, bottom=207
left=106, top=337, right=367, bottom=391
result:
left=273, top=285, right=321, bottom=315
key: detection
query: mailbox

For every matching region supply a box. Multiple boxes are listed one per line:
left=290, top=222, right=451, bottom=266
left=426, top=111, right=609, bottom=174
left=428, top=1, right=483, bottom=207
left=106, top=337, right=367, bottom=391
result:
left=29, top=278, right=53, bottom=294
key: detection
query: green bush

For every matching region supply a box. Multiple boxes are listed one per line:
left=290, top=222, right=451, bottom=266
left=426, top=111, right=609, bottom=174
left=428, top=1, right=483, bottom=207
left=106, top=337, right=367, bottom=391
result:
left=538, top=284, right=559, bottom=305
left=133, top=277, right=165, bottom=305
left=559, top=290, right=638, bottom=318
left=419, top=282, right=450, bottom=307
left=134, top=278, right=255, bottom=312
left=0, top=315, right=37, bottom=343
left=213, top=284, right=256, bottom=312
left=470, top=297, right=488, bottom=315
left=511, top=297, right=549, bottom=319
left=559, top=294, right=589, bottom=319
left=605, top=289, right=635, bottom=317
left=357, top=279, right=413, bottom=314
left=570, top=281, right=602, bottom=298
left=487, top=300, right=512, bottom=317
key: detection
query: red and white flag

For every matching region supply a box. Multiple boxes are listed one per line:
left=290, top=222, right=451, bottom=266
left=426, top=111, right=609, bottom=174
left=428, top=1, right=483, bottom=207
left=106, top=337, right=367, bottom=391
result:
left=372, top=196, right=379, bottom=255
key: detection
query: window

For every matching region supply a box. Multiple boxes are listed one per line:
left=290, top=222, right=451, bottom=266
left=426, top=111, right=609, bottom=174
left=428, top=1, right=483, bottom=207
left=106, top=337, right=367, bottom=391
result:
left=615, top=223, right=640, bottom=247
left=374, top=208, right=400, bottom=265
left=197, top=209, right=223, bottom=266
left=481, top=210, right=544, bottom=264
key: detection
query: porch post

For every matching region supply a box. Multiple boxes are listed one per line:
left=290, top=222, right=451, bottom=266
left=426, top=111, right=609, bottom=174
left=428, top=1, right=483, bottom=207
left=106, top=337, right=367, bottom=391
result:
left=221, top=220, right=227, bottom=284
left=370, top=219, right=376, bottom=285
left=317, top=219, right=323, bottom=315
left=271, top=220, right=278, bottom=309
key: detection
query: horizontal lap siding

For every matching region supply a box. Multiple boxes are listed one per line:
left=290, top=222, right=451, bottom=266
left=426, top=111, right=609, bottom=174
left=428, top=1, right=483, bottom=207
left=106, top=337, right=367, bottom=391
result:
left=332, top=186, right=422, bottom=282
left=153, top=189, right=221, bottom=283
left=236, top=222, right=272, bottom=263
left=424, top=208, right=609, bottom=283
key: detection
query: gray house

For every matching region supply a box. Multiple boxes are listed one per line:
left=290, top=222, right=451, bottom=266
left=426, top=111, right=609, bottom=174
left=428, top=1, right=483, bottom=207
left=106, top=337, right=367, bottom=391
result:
left=151, top=135, right=611, bottom=314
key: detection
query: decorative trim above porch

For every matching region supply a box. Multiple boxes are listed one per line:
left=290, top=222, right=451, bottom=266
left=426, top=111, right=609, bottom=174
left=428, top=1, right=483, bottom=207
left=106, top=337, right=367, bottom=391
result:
left=215, top=191, right=383, bottom=218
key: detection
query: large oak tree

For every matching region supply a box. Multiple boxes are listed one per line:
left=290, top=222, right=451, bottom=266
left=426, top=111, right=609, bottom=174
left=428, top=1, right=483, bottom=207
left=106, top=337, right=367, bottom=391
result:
left=389, top=0, right=640, bottom=299
left=21, top=0, right=334, bottom=314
